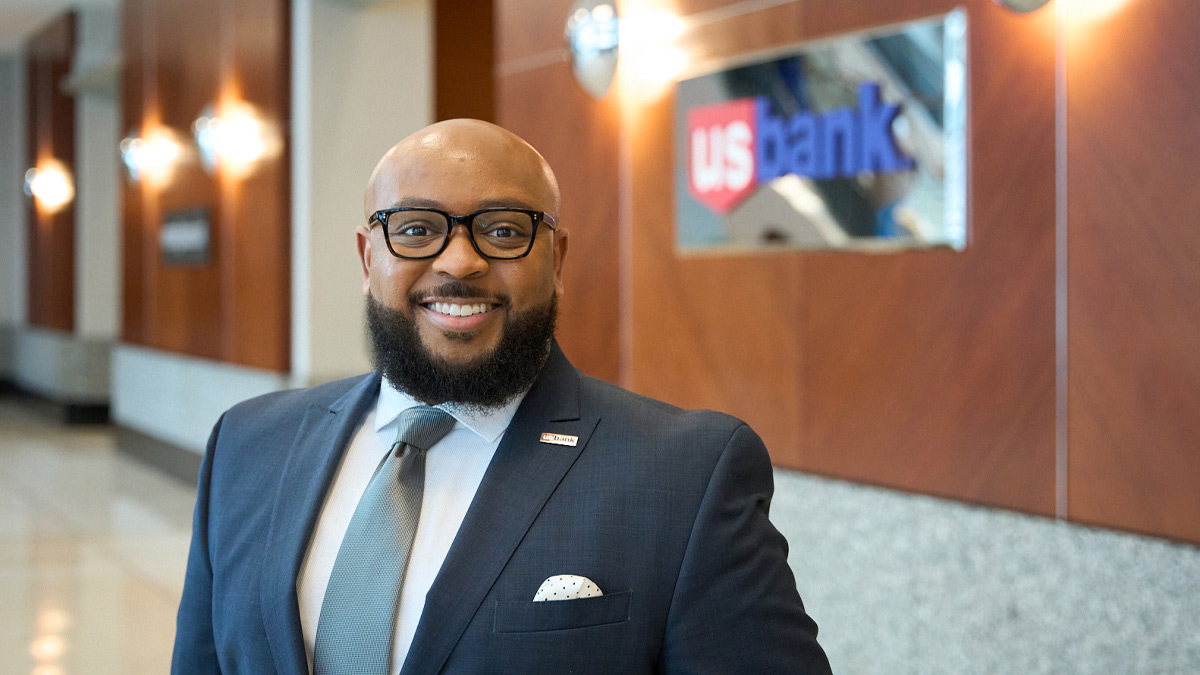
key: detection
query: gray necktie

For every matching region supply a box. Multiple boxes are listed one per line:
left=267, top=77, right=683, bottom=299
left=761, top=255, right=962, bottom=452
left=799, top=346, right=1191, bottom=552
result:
left=313, top=406, right=457, bottom=675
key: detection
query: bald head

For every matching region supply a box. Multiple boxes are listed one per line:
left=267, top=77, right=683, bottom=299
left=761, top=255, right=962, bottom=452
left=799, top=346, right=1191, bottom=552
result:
left=364, top=119, right=561, bottom=220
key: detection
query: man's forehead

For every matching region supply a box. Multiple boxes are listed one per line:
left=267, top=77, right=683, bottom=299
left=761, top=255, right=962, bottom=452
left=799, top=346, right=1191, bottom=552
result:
left=366, top=119, right=560, bottom=216
left=376, top=195, right=544, bottom=212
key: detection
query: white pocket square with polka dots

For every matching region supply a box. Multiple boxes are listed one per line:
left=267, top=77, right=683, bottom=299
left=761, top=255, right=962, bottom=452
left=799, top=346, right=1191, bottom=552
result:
left=532, top=574, right=603, bottom=602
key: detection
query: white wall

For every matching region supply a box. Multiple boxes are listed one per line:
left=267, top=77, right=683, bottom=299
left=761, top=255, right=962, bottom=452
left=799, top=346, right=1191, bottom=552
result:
left=72, top=7, right=121, bottom=340
left=113, top=345, right=290, bottom=452
left=0, top=54, right=27, bottom=331
left=0, top=54, right=27, bottom=377
left=291, top=0, right=433, bottom=386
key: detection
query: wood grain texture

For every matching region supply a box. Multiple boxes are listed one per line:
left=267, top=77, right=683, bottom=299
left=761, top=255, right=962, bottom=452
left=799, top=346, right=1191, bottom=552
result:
left=25, top=13, right=76, bottom=333
left=494, top=0, right=572, bottom=66
left=120, top=0, right=290, bottom=371
left=150, top=0, right=222, bottom=359
left=120, top=0, right=144, bottom=344
left=492, top=0, right=1200, bottom=540
left=495, top=19, right=622, bottom=384
left=627, top=0, right=1058, bottom=513
left=436, top=0, right=495, bottom=122
left=1066, top=0, right=1200, bottom=543
left=799, top=2, right=1058, bottom=511
left=628, top=89, right=809, bottom=463
left=223, top=0, right=291, bottom=370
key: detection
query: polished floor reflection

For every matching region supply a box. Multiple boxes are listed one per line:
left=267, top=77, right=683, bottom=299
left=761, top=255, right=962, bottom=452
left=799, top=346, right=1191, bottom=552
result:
left=0, top=399, right=195, bottom=674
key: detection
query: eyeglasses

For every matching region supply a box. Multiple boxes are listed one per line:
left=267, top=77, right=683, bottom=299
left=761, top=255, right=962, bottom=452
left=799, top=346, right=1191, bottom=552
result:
left=368, top=207, right=557, bottom=260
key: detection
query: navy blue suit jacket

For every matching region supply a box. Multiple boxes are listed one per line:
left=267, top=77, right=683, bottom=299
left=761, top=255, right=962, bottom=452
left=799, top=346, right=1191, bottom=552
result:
left=172, top=344, right=831, bottom=674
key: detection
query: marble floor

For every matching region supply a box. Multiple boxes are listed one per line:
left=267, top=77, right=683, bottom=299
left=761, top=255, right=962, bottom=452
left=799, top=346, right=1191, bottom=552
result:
left=0, top=398, right=195, bottom=674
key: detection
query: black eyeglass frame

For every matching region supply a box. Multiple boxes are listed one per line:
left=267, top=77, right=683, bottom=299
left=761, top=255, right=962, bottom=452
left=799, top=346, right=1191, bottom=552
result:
left=367, top=207, right=558, bottom=260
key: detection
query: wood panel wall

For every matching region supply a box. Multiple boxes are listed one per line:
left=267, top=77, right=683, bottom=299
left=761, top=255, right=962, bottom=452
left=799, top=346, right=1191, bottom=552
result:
left=436, top=0, right=495, bottom=123
left=120, top=0, right=290, bottom=370
left=25, top=13, right=77, bottom=332
left=1065, top=0, right=1200, bottom=543
left=491, top=0, right=1199, bottom=545
left=496, top=0, right=623, bottom=385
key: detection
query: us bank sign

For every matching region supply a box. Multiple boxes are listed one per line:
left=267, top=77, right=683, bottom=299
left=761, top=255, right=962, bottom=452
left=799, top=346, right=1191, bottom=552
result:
left=674, top=9, right=968, bottom=253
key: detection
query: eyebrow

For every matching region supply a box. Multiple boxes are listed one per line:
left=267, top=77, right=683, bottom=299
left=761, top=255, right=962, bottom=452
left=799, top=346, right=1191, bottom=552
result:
left=385, top=197, right=541, bottom=212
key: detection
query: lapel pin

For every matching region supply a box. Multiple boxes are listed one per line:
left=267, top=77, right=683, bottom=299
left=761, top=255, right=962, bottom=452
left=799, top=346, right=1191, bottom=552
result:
left=540, top=432, right=578, bottom=447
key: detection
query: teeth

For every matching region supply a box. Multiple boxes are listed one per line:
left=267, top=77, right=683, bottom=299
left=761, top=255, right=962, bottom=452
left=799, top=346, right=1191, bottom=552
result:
left=431, top=302, right=492, bottom=317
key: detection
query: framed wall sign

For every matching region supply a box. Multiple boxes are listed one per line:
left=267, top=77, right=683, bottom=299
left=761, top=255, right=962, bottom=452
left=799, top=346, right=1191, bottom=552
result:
left=160, top=208, right=213, bottom=265
left=675, top=9, right=968, bottom=253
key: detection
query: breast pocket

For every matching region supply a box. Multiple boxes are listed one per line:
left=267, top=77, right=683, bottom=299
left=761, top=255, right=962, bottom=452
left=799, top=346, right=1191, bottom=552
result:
left=493, top=590, right=632, bottom=633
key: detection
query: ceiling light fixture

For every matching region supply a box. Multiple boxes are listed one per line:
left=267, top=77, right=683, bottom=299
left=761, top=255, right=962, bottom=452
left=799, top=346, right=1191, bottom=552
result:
left=994, top=0, right=1053, bottom=12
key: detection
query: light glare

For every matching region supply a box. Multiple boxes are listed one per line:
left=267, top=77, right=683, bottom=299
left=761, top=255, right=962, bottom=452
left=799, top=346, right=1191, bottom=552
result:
left=24, top=160, right=75, bottom=213
left=1060, top=0, right=1132, bottom=21
left=120, top=129, right=183, bottom=185
left=194, top=102, right=276, bottom=177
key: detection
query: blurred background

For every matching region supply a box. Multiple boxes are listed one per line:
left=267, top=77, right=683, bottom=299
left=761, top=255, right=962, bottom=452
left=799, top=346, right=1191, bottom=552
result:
left=1, top=0, right=1198, bottom=672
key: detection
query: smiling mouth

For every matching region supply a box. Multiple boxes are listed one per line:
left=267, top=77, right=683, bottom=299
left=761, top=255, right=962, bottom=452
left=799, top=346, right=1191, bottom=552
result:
left=423, top=301, right=498, bottom=317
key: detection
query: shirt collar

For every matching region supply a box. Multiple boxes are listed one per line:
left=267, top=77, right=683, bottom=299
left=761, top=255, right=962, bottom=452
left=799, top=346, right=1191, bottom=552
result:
left=375, top=377, right=526, bottom=444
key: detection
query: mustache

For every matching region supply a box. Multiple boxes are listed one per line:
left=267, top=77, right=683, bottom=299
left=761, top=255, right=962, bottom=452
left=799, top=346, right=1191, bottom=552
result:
left=409, top=281, right=510, bottom=307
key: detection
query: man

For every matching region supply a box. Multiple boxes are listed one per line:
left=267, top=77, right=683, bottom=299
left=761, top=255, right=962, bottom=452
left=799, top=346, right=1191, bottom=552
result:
left=172, top=119, right=832, bottom=674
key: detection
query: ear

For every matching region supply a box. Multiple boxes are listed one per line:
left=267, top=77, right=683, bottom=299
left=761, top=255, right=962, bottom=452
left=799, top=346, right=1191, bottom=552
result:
left=356, top=225, right=374, bottom=297
left=551, top=226, right=569, bottom=299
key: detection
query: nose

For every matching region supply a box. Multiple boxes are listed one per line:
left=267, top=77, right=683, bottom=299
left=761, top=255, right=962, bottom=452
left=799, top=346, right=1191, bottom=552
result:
left=430, top=224, right=489, bottom=279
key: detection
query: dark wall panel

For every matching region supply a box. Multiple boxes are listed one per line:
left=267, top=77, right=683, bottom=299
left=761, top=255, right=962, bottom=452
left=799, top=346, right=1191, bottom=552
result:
left=25, top=13, right=77, bottom=333
left=436, top=0, right=495, bottom=123
left=1066, top=0, right=1200, bottom=543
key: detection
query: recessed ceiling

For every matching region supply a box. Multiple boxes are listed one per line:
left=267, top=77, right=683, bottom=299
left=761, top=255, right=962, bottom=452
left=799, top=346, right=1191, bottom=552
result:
left=0, top=0, right=115, bottom=56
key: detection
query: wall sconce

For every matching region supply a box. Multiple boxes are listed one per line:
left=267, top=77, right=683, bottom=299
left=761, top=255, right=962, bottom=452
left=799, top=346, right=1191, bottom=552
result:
left=995, top=0, right=1132, bottom=21
left=563, top=1, right=688, bottom=101
left=565, top=1, right=620, bottom=98
left=994, top=0, right=1052, bottom=11
left=120, top=129, right=183, bottom=185
left=23, top=159, right=75, bottom=214
left=193, top=101, right=279, bottom=178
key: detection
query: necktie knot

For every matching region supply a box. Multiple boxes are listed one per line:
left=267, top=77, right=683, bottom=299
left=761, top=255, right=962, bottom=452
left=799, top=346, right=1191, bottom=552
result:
left=395, top=406, right=456, bottom=453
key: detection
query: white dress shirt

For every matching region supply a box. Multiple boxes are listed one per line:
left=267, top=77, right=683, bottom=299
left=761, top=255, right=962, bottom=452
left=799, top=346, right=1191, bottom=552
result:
left=296, top=378, right=525, bottom=674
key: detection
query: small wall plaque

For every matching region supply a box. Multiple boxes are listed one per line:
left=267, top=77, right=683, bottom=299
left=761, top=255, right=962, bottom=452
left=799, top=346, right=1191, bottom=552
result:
left=161, top=208, right=212, bottom=265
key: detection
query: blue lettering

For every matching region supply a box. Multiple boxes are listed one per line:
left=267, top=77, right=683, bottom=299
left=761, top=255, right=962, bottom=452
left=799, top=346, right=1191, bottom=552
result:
left=859, top=82, right=914, bottom=172
left=819, top=107, right=860, bottom=179
left=755, top=98, right=790, bottom=182
left=749, top=82, right=913, bottom=185
left=788, top=112, right=819, bottom=178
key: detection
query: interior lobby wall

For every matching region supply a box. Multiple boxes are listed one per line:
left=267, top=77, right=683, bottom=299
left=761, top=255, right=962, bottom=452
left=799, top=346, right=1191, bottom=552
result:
left=495, top=0, right=1200, bottom=546
left=494, top=0, right=623, bottom=385
left=119, top=0, right=291, bottom=371
left=72, top=8, right=121, bottom=342
left=0, top=56, right=26, bottom=379
left=497, top=0, right=1057, bottom=512
left=291, top=0, right=433, bottom=387
left=25, top=13, right=77, bottom=334
left=1064, top=0, right=1200, bottom=543
left=114, top=0, right=434, bottom=456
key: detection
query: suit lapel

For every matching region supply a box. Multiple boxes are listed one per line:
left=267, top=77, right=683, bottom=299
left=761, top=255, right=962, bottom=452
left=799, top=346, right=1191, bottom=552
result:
left=260, top=373, right=380, bottom=675
left=401, top=345, right=599, bottom=675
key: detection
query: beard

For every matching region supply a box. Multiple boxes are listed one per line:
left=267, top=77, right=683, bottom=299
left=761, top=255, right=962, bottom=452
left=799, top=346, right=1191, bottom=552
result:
left=365, top=284, right=557, bottom=411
